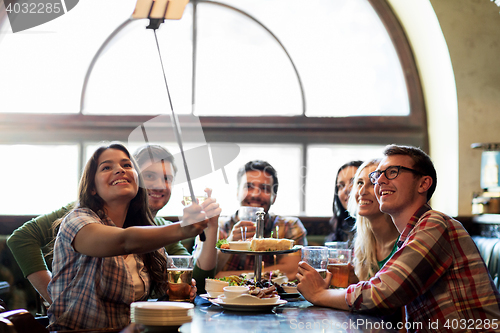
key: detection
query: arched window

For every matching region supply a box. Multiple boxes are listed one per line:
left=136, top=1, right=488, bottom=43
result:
left=0, top=0, right=426, bottom=216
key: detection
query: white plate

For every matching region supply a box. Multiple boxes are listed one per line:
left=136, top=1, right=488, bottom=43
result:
left=132, top=309, right=193, bottom=316
left=217, top=294, right=280, bottom=305
left=199, top=293, right=218, bottom=300
left=132, top=316, right=192, bottom=326
left=205, top=291, right=224, bottom=298
left=211, top=298, right=287, bottom=312
left=131, top=301, right=194, bottom=311
left=281, top=286, right=298, bottom=294
left=131, top=312, right=192, bottom=320
left=271, top=276, right=288, bottom=285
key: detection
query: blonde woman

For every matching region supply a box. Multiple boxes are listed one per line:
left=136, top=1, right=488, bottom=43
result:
left=347, top=159, right=404, bottom=329
left=347, top=159, right=400, bottom=281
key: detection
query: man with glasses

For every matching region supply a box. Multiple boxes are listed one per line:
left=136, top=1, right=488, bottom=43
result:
left=214, top=160, right=307, bottom=280
left=297, top=145, right=500, bottom=331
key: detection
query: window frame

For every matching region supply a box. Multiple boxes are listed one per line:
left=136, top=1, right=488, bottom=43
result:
left=0, top=0, right=426, bottom=214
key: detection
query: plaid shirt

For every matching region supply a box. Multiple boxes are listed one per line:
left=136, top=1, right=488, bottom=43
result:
left=218, top=212, right=307, bottom=272
left=47, top=208, right=152, bottom=330
left=346, top=204, right=500, bottom=332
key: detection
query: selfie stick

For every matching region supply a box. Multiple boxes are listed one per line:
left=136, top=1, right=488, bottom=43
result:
left=147, top=1, right=206, bottom=241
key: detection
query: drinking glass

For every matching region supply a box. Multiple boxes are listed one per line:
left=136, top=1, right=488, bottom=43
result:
left=327, top=249, right=352, bottom=288
left=166, top=255, right=194, bottom=301
left=182, top=188, right=207, bottom=206
left=324, top=241, right=349, bottom=250
left=238, top=206, right=264, bottom=223
left=301, top=246, right=328, bottom=278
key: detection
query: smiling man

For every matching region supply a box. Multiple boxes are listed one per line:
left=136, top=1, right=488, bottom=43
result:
left=215, top=160, right=307, bottom=279
left=297, top=145, right=500, bottom=332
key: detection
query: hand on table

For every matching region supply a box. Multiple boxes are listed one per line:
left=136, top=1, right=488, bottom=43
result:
left=296, top=261, right=331, bottom=303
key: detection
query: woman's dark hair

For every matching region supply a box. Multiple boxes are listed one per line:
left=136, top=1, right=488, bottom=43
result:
left=332, top=160, right=364, bottom=220
left=327, top=160, right=363, bottom=242
left=76, top=142, right=168, bottom=294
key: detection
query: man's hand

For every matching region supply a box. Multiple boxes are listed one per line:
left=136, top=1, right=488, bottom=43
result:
left=296, top=261, right=350, bottom=310
left=228, top=221, right=256, bottom=241
left=296, top=261, right=331, bottom=303
left=190, top=279, right=197, bottom=302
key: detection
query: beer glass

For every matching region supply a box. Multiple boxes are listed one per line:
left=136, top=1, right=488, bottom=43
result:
left=301, top=246, right=328, bottom=278
left=324, top=241, right=349, bottom=250
left=328, top=249, right=352, bottom=288
left=166, top=256, right=194, bottom=301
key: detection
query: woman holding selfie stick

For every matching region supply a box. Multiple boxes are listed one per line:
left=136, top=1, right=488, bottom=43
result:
left=8, top=144, right=219, bottom=305
left=47, top=142, right=221, bottom=331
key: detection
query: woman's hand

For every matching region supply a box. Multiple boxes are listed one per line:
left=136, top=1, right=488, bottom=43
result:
left=201, top=188, right=222, bottom=225
left=180, top=204, right=209, bottom=239
left=190, top=279, right=197, bottom=302
left=194, top=188, right=220, bottom=271
left=296, top=261, right=331, bottom=303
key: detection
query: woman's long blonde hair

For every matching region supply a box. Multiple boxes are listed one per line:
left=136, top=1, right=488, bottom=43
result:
left=347, top=159, right=382, bottom=281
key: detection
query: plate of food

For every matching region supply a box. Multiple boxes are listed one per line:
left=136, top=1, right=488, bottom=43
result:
left=208, top=282, right=287, bottom=311
left=217, top=238, right=302, bottom=255
left=275, top=281, right=300, bottom=299
left=211, top=298, right=287, bottom=312
left=199, top=293, right=218, bottom=300
left=217, top=294, right=281, bottom=305
left=281, top=284, right=298, bottom=294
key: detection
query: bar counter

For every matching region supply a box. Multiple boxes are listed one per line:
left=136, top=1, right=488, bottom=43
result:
left=51, top=297, right=399, bottom=333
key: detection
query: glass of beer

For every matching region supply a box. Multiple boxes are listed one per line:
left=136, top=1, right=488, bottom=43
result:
left=328, top=249, right=352, bottom=288
left=301, top=246, right=328, bottom=278
left=166, top=255, right=194, bottom=302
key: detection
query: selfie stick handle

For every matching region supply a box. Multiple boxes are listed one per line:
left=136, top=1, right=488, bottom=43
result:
left=152, top=29, right=206, bottom=242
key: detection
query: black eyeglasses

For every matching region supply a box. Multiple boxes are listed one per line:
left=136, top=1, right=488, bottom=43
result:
left=369, top=165, right=424, bottom=185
